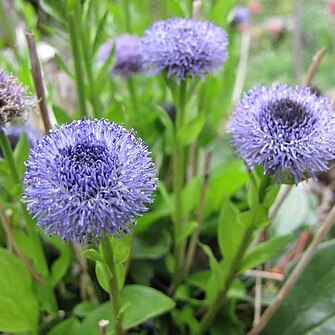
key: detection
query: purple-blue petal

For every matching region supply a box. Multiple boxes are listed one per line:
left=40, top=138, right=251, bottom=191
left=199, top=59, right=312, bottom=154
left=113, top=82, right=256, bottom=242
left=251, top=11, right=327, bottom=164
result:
left=23, top=118, right=158, bottom=243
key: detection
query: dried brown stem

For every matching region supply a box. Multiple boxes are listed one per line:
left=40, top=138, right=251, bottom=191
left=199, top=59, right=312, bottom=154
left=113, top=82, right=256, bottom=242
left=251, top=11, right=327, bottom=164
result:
left=26, top=33, right=52, bottom=132
left=303, top=47, right=327, bottom=87
left=247, top=203, right=335, bottom=335
left=244, top=270, right=284, bottom=282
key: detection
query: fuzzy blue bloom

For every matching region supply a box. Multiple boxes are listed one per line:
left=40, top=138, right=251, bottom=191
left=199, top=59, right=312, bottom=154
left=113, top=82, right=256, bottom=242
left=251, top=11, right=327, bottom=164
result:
left=98, top=35, right=143, bottom=77
left=112, top=35, right=143, bottom=77
left=0, top=71, right=35, bottom=127
left=141, top=18, right=228, bottom=82
left=23, top=118, right=157, bottom=243
left=229, top=84, right=335, bottom=183
left=230, top=6, right=250, bottom=26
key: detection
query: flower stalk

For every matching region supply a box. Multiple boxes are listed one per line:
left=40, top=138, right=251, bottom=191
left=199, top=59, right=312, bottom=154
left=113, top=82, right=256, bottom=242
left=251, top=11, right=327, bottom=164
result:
left=172, top=80, right=187, bottom=288
left=101, top=236, right=123, bottom=335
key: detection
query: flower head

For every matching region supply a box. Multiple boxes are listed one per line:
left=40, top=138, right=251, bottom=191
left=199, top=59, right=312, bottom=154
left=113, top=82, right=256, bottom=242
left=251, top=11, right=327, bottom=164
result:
left=141, top=18, right=228, bottom=82
left=0, top=71, right=35, bottom=127
left=229, top=84, right=335, bottom=183
left=23, top=118, right=157, bottom=243
left=230, top=6, right=250, bottom=26
left=98, top=35, right=143, bottom=77
left=112, top=35, right=143, bottom=77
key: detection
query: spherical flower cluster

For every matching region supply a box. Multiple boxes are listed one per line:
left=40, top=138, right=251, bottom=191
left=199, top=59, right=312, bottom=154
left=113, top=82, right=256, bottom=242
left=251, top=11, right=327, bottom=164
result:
left=0, top=71, right=35, bottom=127
left=98, top=35, right=143, bottom=77
left=141, top=18, right=228, bottom=82
left=230, top=6, right=250, bottom=26
left=229, top=84, right=335, bottom=183
left=23, top=118, right=157, bottom=243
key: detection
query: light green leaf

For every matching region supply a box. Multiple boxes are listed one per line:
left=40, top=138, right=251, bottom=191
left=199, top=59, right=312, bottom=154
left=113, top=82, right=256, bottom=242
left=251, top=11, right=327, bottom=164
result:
left=95, top=262, right=125, bottom=293
left=121, top=285, right=175, bottom=329
left=48, top=316, right=81, bottom=335
left=182, top=176, right=202, bottom=215
left=82, top=248, right=104, bottom=263
left=0, top=248, right=39, bottom=333
left=199, top=243, right=224, bottom=304
left=178, top=114, right=205, bottom=146
left=217, top=199, right=243, bottom=263
left=13, top=133, right=29, bottom=179
left=237, top=205, right=269, bottom=230
left=240, top=235, right=292, bottom=273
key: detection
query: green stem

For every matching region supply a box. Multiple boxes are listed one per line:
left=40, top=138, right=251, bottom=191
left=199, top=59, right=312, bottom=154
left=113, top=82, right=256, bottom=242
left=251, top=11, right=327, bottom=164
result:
left=122, top=0, right=131, bottom=32
left=0, top=130, right=58, bottom=312
left=127, top=77, right=140, bottom=125
left=172, top=80, right=187, bottom=288
left=67, top=11, right=88, bottom=118
left=80, top=19, right=101, bottom=118
left=101, top=236, right=123, bottom=335
left=0, top=130, right=20, bottom=184
left=0, top=0, right=20, bottom=63
left=198, top=225, right=255, bottom=334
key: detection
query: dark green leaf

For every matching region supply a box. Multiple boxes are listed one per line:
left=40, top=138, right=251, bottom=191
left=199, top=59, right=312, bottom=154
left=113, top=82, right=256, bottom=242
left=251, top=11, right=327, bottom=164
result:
left=267, top=240, right=335, bottom=335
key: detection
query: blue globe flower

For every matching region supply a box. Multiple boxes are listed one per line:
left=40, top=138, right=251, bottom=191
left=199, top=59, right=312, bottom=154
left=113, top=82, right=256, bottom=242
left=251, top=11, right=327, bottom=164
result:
left=229, top=84, right=335, bottom=183
left=98, top=35, right=143, bottom=77
left=141, top=18, right=228, bottom=82
left=23, top=118, right=157, bottom=243
left=0, top=71, right=35, bottom=127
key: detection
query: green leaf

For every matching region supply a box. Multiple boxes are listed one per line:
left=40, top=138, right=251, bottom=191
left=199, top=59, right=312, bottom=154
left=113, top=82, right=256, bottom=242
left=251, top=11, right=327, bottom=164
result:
left=217, top=199, right=243, bottom=263
left=77, top=302, right=113, bottom=335
left=51, top=244, right=72, bottom=285
left=82, top=248, right=104, bottom=263
left=182, top=176, right=202, bottom=215
left=177, top=220, right=198, bottom=244
left=240, top=235, right=292, bottom=273
left=40, top=0, right=66, bottom=23
left=91, top=11, right=109, bottom=56
left=178, top=114, right=205, bottom=146
left=121, top=285, right=175, bottom=329
left=110, top=234, right=131, bottom=264
left=237, top=205, right=269, bottom=230
left=131, top=230, right=172, bottom=260
left=266, top=240, right=335, bottom=335
left=73, top=301, right=95, bottom=317
left=155, top=104, right=174, bottom=152
left=0, top=248, right=39, bottom=333
left=53, top=104, right=73, bottom=125
left=48, top=316, right=81, bottom=335
left=199, top=243, right=224, bottom=304
left=206, top=161, right=248, bottom=213
left=95, top=262, right=125, bottom=293
left=13, top=133, right=29, bottom=179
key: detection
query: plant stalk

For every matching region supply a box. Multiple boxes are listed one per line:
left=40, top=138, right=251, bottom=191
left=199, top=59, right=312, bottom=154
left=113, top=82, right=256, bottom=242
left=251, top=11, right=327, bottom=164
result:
left=101, top=236, right=123, bottom=335
left=198, top=225, right=255, bottom=334
left=172, top=80, right=187, bottom=288
left=67, top=11, right=88, bottom=118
